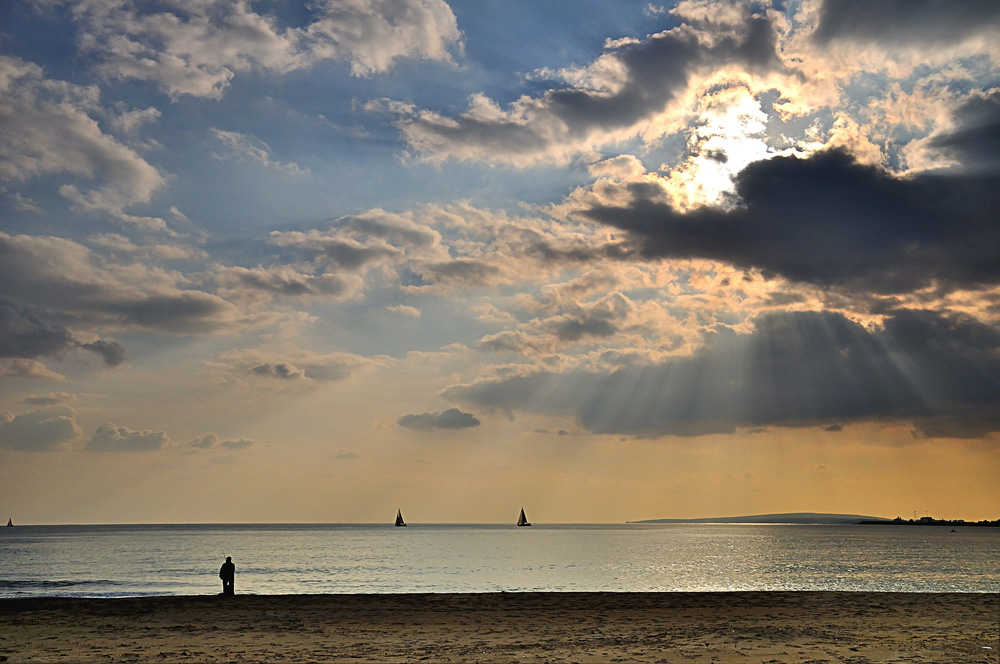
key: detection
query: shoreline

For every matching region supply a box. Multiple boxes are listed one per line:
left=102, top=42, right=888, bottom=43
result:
left=1, top=591, right=997, bottom=663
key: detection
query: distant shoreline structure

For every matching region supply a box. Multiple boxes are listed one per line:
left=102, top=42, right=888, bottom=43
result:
left=859, top=516, right=1000, bottom=527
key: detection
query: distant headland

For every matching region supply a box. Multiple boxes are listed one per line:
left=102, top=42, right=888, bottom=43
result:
left=628, top=512, right=890, bottom=525
left=629, top=512, right=1000, bottom=526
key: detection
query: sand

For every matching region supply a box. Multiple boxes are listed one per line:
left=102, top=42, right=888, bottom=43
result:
left=0, top=592, right=997, bottom=663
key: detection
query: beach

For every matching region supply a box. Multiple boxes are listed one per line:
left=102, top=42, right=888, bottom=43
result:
left=0, top=592, right=996, bottom=663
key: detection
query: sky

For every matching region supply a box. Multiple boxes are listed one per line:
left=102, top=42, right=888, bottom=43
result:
left=2, top=0, right=1000, bottom=525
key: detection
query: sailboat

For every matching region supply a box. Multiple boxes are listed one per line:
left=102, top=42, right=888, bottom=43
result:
left=516, top=507, right=531, bottom=527
left=6, top=518, right=12, bottom=527
left=395, top=508, right=406, bottom=527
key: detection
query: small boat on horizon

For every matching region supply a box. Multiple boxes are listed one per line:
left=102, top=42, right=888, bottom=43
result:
left=6, top=517, right=12, bottom=527
left=517, top=507, right=531, bottom=527
left=395, top=509, right=406, bottom=527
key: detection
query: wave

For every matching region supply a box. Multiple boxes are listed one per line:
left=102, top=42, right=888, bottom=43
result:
left=0, top=579, right=121, bottom=590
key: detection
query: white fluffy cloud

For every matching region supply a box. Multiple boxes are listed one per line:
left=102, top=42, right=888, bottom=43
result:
left=0, top=56, right=165, bottom=223
left=67, top=0, right=462, bottom=99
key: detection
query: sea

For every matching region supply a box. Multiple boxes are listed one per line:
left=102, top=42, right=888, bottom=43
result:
left=1, top=523, right=997, bottom=598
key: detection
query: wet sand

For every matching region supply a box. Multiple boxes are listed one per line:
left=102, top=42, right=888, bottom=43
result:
left=0, top=592, right=997, bottom=663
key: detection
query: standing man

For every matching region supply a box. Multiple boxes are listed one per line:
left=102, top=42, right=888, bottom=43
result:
left=219, top=556, right=235, bottom=595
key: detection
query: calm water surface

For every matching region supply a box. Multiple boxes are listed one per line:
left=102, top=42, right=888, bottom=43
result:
left=1, top=523, right=997, bottom=597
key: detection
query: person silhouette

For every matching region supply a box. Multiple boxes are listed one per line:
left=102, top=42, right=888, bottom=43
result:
left=219, top=556, right=235, bottom=595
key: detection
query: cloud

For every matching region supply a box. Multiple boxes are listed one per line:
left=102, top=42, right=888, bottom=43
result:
left=928, top=90, right=1000, bottom=172
left=0, top=297, right=75, bottom=359
left=0, top=233, right=245, bottom=335
left=211, top=129, right=308, bottom=175
left=0, top=297, right=126, bottom=367
left=0, top=407, right=82, bottom=451
left=80, top=339, right=127, bottom=367
left=478, top=291, right=639, bottom=355
left=22, top=392, right=76, bottom=407
left=446, top=309, right=1000, bottom=439
left=812, top=0, right=1000, bottom=47
left=0, top=359, right=66, bottom=381
left=302, top=0, right=462, bottom=76
left=263, top=203, right=637, bottom=301
left=270, top=209, right=443, bottom=272
left=416, top=259, right=500, bottom=286
left=387, top=304, right=421, bottom=317
left=264, top=208, right=457, bottom=293
left=0, top=56, right=165, bottom=223
left=215, top=265, right=357, bottom=301
left=221, top=347, right=373, bottom=385
left=380, top=0, right=1000, bottom=182
left=252, top=362, right=307, bottom=380
left=398, top=408, right=481, bottom=431
left=104, top=293, right=245, bottom=333
left=575, top=149, right=1000, bottom=296
left=87, top=422, right=170, bottom=452
left=391, top=9, right=784, bottom=165
left=87, top=234, right=207, bottom=261
left=188, top=433, right=254, bottom=450
left=70, top=0, right=462, bottom=99
left=330, top=450, right=361, bottom=459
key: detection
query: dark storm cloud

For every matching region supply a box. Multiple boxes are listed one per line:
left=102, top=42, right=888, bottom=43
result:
left=87, top=423, right=169, bottom=452
left=0, top=407, right=81, bottom=451
left=0, top=297, right=126, bottom=366
left=813, top=0, right=1000, bottom=45
left=929, top=91, right=1000, bottom=172
left=580, top=149, right=1000, bottom=294
left=445, top=309, right=1000, bottom=439
left=398, top=408, right=481, bottom=431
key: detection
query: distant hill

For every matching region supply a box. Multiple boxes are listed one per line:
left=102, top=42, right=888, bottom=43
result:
left=628, top=512, right=890, bottom=525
